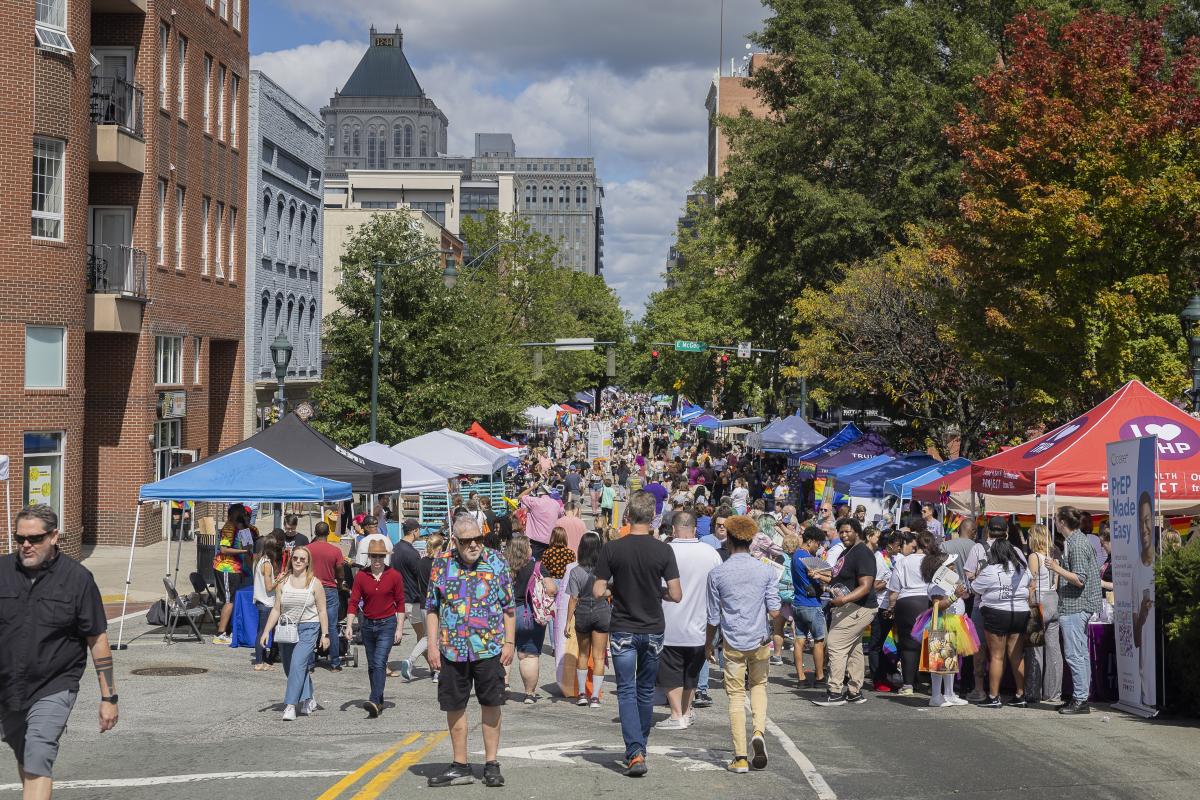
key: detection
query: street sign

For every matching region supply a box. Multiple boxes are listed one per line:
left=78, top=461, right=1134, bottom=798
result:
left=737, top=341, right=751, bottom=359
left=554, top=337, right=596, bottom=351
left=674, top=340, right=707, bottom=352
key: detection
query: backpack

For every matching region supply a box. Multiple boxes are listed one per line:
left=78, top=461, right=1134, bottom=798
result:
left=526, top=561, right=556, bottom=625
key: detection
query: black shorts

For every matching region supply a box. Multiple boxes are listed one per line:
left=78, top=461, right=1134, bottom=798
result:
left=214, top=571, right=245, bottom=605
left=574, top=601, right=611, bottom=636
left=656, top=645, right=706, bottom=690
left=437, top=655, right=507, bottom=711
left=980, top=607, right=1031, bottom=636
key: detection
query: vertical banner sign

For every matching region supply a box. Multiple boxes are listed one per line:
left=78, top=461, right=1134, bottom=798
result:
left=1106, top=436, right=1159, bottom=718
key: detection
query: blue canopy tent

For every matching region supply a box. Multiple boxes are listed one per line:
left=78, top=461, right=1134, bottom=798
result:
left=811, top=433, right=897, bottom=477
left=677, top=402, right=706, bottom=422
left=883, top=458, right=971, bottom=500
left=574, top=390, right=595, bottom=407
left=833, top=453, right=940, bottom=497
left=752, top=414, right=826, bottom=452
left=825, top=454, right=895, bottom=482
left=118, top=448, right=354, bottom=648
left=690, top=414, right=722, bottom=429
left=788, top=423, right=864, bottom=465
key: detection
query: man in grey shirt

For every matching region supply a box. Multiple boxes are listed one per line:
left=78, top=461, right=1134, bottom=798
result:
left=705, top=515, right=781, bottom=774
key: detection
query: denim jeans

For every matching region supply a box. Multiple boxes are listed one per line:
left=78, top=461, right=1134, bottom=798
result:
left=609, top=631, right=664, bottom=761
left=324, top=587, right=341, bottom=667
left=1060, top=611, right=1091, bottom=703
left=280, top=622, right=319, bottom=707
left=361, top=616, right=397, bottom=705
left=253, top=602, right=272, bottom=665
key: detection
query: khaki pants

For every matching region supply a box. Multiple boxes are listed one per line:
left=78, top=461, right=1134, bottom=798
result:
left=826, top=604, right=877, bottom=695
left=723, top=644, right=770, bottom=758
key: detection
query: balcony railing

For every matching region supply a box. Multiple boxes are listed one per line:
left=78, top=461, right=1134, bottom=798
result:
left=90, top=76, right=144, bottom=138
left=87, top=243, right=148, bottom=298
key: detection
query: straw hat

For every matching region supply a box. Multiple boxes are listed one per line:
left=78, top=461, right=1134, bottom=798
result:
left=367, top=539, right=389, bottom=556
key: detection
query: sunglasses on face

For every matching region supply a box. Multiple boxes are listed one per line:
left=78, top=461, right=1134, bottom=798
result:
left=368, top=553, right=387, bottom=559
left=15, top=533, right=51, bottom=545
left=456, top=536, right=484, bottom=549
left=292, top=556, right=308, bottom=563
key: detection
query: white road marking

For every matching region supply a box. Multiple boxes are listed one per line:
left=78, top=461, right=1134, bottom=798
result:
left=488, top=740, right=723, bottom=771
left=746, top=696, right=838, bottom=799
left=0, top=769, right=351, bottom=791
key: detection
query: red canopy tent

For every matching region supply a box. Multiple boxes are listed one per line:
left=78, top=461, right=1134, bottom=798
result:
left=971, top=380, right=1200, bottom=513
left=558, top=404, right=581, bottom=415
left=911, top=463, right=972, bottom=506
left=465, top=422, right=521, bottom=451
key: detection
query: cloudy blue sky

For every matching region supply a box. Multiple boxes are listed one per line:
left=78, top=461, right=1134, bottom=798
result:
left=250, top=0, right=769, bottom=315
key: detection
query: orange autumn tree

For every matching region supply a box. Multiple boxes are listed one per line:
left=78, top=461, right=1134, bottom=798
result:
left=946, top=10, right=1200, bottom=418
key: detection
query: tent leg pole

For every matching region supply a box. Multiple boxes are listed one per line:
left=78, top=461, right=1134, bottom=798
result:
left=174, top=505, right=190, bottom=587
left=115, top=502, right=142, bottom=651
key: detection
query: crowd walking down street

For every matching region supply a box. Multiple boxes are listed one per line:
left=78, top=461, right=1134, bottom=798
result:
left=1, top=390, right=1197, bottom=800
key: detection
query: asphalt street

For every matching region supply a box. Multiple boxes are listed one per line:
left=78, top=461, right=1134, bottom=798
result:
left=3, top=608, right=1198, bottom=800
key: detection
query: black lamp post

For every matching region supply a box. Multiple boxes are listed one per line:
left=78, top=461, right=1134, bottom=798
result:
left=269, top=332, right=293, bottom=420
left=1182, top=292, right=1200, bottom=413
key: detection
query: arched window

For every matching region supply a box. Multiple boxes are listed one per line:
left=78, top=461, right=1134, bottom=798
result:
left=286, top=205, right=296, bottom=264
left=307, top=303, right=317, bottom=371
left=285, top=297, right=295, bottom=345
left=341, top=124, right=350, bottom=156
left=579, top=184, right=589, bottom=206
left=309, top=218, right=318, bottom=267
left=542, top=184, right=553, bottom=208
left=261, top=193, right=272, bottom=256
left=274, top=294, right=284, bottom=340
left=351, top=126, right=361, bottom=156
left=259, top=293, right=270, bottom=375
left=419, top=128, right=428, bottom=157
left=559, top=184, right=568, bottom=205
left=367, top=128, right=377, bottom=168
left=524, top=183, right=535, bottom=208
left=393, top=125, right=403, bottom=159
left=295, top=298, right=306, bottom=366
left=296, top=208, right=306, bottom=264
left=404, top=124, right=413, bottom=157
left=275, top=198, right=285, bottom=260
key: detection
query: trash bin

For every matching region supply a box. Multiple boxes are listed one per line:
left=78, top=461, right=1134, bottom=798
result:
left=196, top=533, right=216, bottom=586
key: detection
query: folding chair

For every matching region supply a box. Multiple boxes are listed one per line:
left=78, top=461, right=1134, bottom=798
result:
left=188, top=571, right=221, bottom=623
left=162, top=577, right=207, bottom=644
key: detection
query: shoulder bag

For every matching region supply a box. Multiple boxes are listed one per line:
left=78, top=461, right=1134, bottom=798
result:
left=274, top=579, right=311, bottom=645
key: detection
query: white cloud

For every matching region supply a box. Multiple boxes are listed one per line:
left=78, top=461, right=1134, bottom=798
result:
left=251, top=5, right=752, bottom=314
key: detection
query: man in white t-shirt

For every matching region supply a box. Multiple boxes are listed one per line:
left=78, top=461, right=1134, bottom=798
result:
left=656, top=509, right=722, bottom=730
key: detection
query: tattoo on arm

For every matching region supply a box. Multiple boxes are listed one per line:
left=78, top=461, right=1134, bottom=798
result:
left=94, top=655, right=116, bottom=695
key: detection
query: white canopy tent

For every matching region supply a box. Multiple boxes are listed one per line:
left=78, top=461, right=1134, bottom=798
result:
left=351, top=442, right=456, bottom=493
left=392, top=430, right=510, bottom=476
left=523, top=406, right=556, bottom=426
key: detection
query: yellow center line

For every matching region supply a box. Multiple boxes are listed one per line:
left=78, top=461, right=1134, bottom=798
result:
left=314, top=732, right=423, bottom=800
left=349, top=730, right=448, bottom=800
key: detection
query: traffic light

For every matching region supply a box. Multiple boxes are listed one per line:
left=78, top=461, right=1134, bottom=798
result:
left=650, top=350, right=660, bottom=372
left=719, top=353, right=730, bottom=375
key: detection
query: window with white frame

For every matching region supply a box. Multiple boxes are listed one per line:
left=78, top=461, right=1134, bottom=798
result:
left=153, top=419, right=180, bottom=481
left=205, top=0, right=213, bottom=8
left=230, top=74, right=240, bottom=144
left=216, top=64, right=226, bottom=140
left=228, top=207, right=237, bottom=281
left=25, top=325, right=65, bottom=389
left=193, top=336, right=202, bottom=384
left=155, top=335, right=183, bottom=384
left=176, top=36, right=187, bottom=119
left=156, top=179, right=167, bottom=264
left=200, top=196, right=210, bottom=273
left=159, top=22, right=169, bottom=110
left=219, top=0, right=227, bottom=18
left=174, top=186, right=185, bottom=269
left=32, top=138, right=64, bottom=240
left=214, top=201, right=224, bottom=276
left=35, top=0, right=73, bottom=54
left=232, top=0, right=241, bottom=31
left=24, top=432, right=65, bottom=523
left=203, top=55, right=212, bottom=132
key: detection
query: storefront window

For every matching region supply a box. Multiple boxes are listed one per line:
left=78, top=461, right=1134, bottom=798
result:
left=154, top=419, right=181, bottom=481
left=23, top=431, right=63, bottom=522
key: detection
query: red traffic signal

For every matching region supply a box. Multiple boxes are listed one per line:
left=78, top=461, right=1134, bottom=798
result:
left=651, top=350, right=659, bottom=359
left=720, top=354, right=729, bottom=363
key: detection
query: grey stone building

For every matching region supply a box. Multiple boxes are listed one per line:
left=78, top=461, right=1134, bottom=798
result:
left=322, top=27, right=604, bottom=276
left=245, top=71, right=325, bottom=432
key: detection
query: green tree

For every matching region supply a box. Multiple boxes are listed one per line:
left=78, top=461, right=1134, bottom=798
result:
left=310, top=212, right=532, bottom=445
left=946, top=9, right=1200, bottom=415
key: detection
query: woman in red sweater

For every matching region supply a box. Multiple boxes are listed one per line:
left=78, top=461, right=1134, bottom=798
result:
left=347, top=539, right=406, bottom=718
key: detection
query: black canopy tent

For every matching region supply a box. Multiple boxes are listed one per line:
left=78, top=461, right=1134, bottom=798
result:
left=179, top=413, right=403, bottom=493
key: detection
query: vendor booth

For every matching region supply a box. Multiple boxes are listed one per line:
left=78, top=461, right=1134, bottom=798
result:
left=747, top=413, right=825, bottom=452
left=351, top=442, right=454, bottom=493
left=832, top=453, right=940, bottom=521
left=808, top=432, right=896, bottom=476
left=465, top=422, right=523, bottom=452
left=882, top=457, right=972, bottom=523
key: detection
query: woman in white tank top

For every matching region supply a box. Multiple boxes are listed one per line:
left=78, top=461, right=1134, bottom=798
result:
left=252, top=538, right=287, bottom=671
left=261, top=545, right=329, bottom=720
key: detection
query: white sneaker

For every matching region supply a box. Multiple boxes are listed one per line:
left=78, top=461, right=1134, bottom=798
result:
left=299, top=699, right=315, bottom=716
left=945, top=695, right=968, bottom=706
left=655, top=716, right=689, bottom=730
left=282, top=705, right=296, bottom=721
left=685, top=709, right=696, bottom=726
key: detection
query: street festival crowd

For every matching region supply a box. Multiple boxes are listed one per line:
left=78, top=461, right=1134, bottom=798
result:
left=1, top=390, right=1142, bottom=794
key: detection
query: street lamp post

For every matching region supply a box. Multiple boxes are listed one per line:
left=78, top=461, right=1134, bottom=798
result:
left=1182, top=292, right=1200, bottom=413
left=269, top=332, right=293, bottom=420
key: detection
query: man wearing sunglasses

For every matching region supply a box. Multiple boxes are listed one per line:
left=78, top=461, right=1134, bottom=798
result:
left=1, top=505, right=118, bottom=800
left=425, top=518, right=516, bottom=788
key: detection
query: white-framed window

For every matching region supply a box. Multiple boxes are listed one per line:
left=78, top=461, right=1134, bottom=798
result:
left=205, top=0, right=213, bottom=8
left=216, top=64, right=226, bottom=140
left=35, top=0, right=73, bottom=54
left=174, top=186, right=185, bottom=269
left=155, top=335, right=183, bottom=384
left=219, top=0, right=228, bottom=18
left=25, top=325, right=65, bottom=389
left=229, top=74, right=240, bottom=144
left=228, top=207, right=237, bottom=281
left=232, top=0, right=241, bottom=31
left=156, top=178, right=167, bottom=264
left=203, top=55, right=212, bottom=132
left=193, top=336, right=202, bottom=384
left=32, top=137, right=65, bottom=240
left=24, top=431, right=64, bottom=523
left=214, top=201, right=224, bottom=277
left=153, top=419, right=181, bottom=481
left=176, top=35, right=187, bottom=119
left=159, top=22, right=169, bottom=110
left=200, top=196, right=210, bottom=273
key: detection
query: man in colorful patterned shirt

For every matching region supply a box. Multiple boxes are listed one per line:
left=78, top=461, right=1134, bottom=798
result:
left=425, top=517, right=516, bottom=788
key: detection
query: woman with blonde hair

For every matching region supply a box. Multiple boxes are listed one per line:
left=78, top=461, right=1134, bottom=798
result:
left=1025, top=524, right=1062, bottom=703
left=507, top=536, right=550, bottom=703
left=260, top=545, right=330, bottom=720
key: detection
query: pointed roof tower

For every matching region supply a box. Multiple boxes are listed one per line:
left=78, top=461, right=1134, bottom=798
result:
left=341, top=25, right=424, bottom=98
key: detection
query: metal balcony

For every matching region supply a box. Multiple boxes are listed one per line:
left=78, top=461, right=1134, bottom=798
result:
left=86, top=244, right=148, bottom=334
left=90, top=77, right=145, bottom=173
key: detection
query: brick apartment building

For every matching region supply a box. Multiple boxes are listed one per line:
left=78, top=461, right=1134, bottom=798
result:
left=3, top=0, right=248, bottom=554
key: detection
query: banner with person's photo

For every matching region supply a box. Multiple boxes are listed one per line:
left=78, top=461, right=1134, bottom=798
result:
left=1106, top=435, right=1159, bottom=718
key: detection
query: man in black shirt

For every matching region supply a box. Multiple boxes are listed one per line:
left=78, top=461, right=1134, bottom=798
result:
left=1, top=505, right=118, bottom=798
left=593, top=491, right=681, bottom=778
left=389, top=520, right=430, bottom=682
left=282, top=514, right=309, bottom=551
left=812, top=518, right=878, bottom=707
